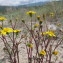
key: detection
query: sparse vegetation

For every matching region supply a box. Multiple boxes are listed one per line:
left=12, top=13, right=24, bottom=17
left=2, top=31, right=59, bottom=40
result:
left=0, top=1, right=63, bottom=63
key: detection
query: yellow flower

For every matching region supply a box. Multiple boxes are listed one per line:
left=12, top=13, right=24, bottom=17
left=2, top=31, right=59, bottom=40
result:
left=13, top=30, right=21, bottom=33
left=52, top=51, right=58, bottom=55
left=34, top=23, right=39, bottom=28
left=3, top=27, right=13, bottom=33
left=37, top=16, right=40, bottom=20
left=26, top=11, right=36, bottom=17
left=0, top=30, right=6, bottom=35
left=39, top=50, right=46, bottom=56
left=43, top=31, right=56, bottom=37
left=27, top=11, right=36, bottom=14
left=26, top=43, right=33, bottom=48
left=50, top=12, right=55, bottom=17
left=0, top=28, right=13, bottom=35
left=0, top=16, right=6, bottom=21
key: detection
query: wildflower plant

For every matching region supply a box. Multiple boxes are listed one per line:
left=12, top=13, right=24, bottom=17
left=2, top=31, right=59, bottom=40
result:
left=21, top=11, right=63, bottom=63
left=0, top=17, right=22, bottom=63
left=0, top=10, right=63, bottom=63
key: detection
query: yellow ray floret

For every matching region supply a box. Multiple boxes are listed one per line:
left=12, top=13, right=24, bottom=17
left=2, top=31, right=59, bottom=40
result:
left=13, top=30, right=21, bottom=33
left=27, top=11, right=36, bottom=14
left=43, top=30, right=56, bottom=37
left=34, top=23, right=39, bottom=28
left=0, top=30, right=6, bottom=35
left=39, top=50, right=46, bottom=56
left=50, top=12, right=55, bottom=17
left=0, top=16, right=6, bottom=21
left=3, top=27, right=13, bottom=33
left=26, top=11, right=36, bottom=17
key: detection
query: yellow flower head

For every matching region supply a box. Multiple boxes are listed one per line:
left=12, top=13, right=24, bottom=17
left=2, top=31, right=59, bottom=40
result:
left=52, top=51, right=58, bottom=55
left=39, top=50, right=46, bottom=56
left=43, top=30, right=56, bottom=37
left=0, top=30, right=6, bottom=35
left=26, top=43, right=33, bottom=48
left=37, top=16, right=40, bottom=20
left=34, top=23, right=39, bottom=28
left=13, top=30, right=21, bottom=33
left=50, top=12, right=55, bottom=17
left=3, top=27, right=13, bottom=33
left=27, top=11, right=36, bottom=17
left=0, top=16, right=6, bottom=21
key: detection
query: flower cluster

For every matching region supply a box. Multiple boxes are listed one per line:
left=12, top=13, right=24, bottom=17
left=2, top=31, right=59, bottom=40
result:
left=0, top=27, right=21, bottom=35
